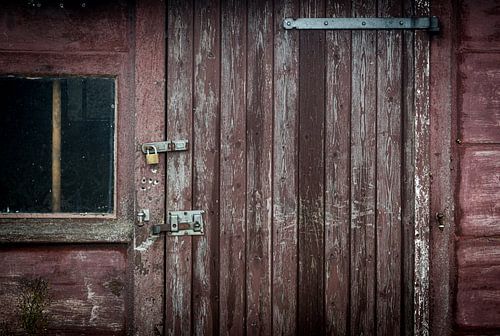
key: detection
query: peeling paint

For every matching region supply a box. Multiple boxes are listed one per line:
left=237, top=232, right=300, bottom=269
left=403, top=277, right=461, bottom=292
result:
left=134, top=234, right=158, bottom=252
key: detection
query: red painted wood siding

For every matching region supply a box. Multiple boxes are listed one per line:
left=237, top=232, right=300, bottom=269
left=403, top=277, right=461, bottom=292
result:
left=163, top=0, right=428, bottom=334
left=0, top=2, right=133, bottom=335
left=455, top=0, right=500, bottom=333
left=0, top=245, right=127, bottom=335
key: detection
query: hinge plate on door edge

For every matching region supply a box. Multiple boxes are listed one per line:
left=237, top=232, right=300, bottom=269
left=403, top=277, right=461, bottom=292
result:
left=283, top=17, right=439, bottom=32
left=152, top=210, right=205, bottom=236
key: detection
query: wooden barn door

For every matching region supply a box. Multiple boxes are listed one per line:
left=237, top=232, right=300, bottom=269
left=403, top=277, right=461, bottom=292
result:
left=154, top=0, right=431, bottom=335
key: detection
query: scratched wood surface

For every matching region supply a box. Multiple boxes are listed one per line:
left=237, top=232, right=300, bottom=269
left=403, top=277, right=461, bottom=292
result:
left=0, top=245, right=127, bottom=335
left=429, top=0, right=454, bottom=334
left=402, top=0, right=416, bottom=334
left=297, top=0, right=325, bottom=334
left=133, top=1, right=166, bottom=335
left=192, top=0, right=221, bottom=335
left=246, top=0, right=273, bottom=335
left=324, top=0, right=351, bottom=334
left=219, top=0, right=247, bottom=334
left=165, top=1, right=195, bottom=334
left=159, top=0, right=430, bottom=334
left=376, top=0, right=402, bottom=335
left=272, top=0, right=299, bottom=335
left=350, top=0, right=377, bottom=334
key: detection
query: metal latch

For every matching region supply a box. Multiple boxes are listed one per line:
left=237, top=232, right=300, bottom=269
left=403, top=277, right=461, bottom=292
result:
left=152, top=210, right=205, bottom=236
left=283, top=17, right=439, bottom=32
left=141, top=140, right=189, bottom=154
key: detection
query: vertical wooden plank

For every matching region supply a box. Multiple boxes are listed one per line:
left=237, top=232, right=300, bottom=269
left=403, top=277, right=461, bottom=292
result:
left=376, top=0, right=403, bottom=335
left=246, top=0, right=273, bottom=335
left=429, top=0, right=455, bottom=334
left=219, top=0, right=247, bottom=334
left=272, top=0, right=299, bottom=334
left=52, top=79, right=62, bottom=212
left=413, top=0, right=431, bottom=335
left=324, top=0, right=351, bottom=334
left=192, top=0, right=221, bottom=335
left=402, top=1, right=415, bottom=334
left=297, top=0, right=325, bottom=334
left=165, top=1, right=194, bottom=335
left=350, top=0, right=377, bottom=334
left=133, top=1, right=166, bottom=334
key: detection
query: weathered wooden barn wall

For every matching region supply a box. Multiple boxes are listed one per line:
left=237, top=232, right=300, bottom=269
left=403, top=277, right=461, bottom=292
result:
left=453, top=0, right=500, bottom=333
left=161, top=0, right=429, bottom=335
left=6, top=0, right=491, bottom=335
left=0, top=1, right=134, bottom=334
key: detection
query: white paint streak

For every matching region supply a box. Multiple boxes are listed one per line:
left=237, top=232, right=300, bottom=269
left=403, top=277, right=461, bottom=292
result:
left=134, top=235, right=158, bottom=251
left=85, top=278, right=99, bottom=325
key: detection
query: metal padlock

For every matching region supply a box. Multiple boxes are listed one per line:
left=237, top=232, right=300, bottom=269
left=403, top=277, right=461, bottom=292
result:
left=146, top=146, right=159, bottom=165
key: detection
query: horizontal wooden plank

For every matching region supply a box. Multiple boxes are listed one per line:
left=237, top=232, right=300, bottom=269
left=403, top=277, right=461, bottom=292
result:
left=0, top=1, right=130, bottom=52
left=456, top=238, right=500, bottom=329
left=458, top=147, right=500, bottom=236
left=458, top=0, right=500, bottom=51
left=0, top=221, right=132, bottom=243
left=459, top=53, right=500, bottom=143
left=0, top=245, right=127, bottom=334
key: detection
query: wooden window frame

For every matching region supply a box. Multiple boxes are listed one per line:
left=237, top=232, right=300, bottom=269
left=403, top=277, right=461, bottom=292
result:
left=0, top=52, right=135, bottom=243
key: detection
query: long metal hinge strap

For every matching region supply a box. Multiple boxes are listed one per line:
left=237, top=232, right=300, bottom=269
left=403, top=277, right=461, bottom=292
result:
left=283, top=17, right=439, bottom=32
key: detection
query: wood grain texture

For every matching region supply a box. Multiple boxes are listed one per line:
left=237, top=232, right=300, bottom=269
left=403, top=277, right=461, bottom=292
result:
left=429, top=0, right=456, bottom=335
left=219, top=0, right=247, bottom=334
left=0, top=245, right=127, bottom=335
left=0, top=1, right=129, bottom=52
left=402, top=1, right=416, bottom=334
left=456, top=238, right=500, bottom=329
left=413, top=1, right=431, bottom=335
left=192, top=0, right=221, bottom=335
left=350, top=0, right=377, bottom=334
left=297, top=0, right=325, bottom=334
left=458, top=0, right=500, bottom=52
left=133, top=1, right=166, bottom=334
left=272, top=0, right=299, bottom=334
left=165, top=1, right=194, bottom=334
left=246, top=0, right=273, bottom=335
left=324, top=0, right=351, bottom=334
left=458, top=53, right=500, bottom=144
left=458, top=147, right=500, bottom=236
left=376, top=0, right=402, bottom=335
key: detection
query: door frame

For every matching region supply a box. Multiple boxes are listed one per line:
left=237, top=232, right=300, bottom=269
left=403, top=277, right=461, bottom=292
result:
left=429, top=0, right=456, bottom=335
left=132, top=1, right=167, bottom=335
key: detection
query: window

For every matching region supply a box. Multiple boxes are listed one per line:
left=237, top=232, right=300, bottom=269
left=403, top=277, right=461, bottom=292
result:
left=0, top=76, right=115, bottom=214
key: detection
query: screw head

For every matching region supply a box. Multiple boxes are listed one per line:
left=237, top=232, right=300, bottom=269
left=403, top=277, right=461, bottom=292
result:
left=324, top=21, right=328, bottom=25
left=286, top=21, right=291, bottom=26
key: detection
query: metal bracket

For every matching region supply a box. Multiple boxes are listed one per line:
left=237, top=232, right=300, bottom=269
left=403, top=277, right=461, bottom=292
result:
left=141, top=140, right=189, bottom=154
left=136, top=209, right=150, bottom=227
left=152, top=210, right=205, bottom=236
left=283, top=17, right=439, bottom=32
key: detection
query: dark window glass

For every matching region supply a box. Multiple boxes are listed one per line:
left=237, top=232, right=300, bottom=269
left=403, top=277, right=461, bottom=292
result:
left=0, top=76, right=115, bottom=213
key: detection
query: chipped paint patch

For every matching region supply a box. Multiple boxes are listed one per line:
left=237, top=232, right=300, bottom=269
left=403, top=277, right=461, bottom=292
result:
left=134, top=235, right=158, bottom=252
